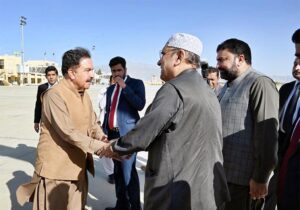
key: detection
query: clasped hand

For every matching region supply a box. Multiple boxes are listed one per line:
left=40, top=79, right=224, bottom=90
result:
left=249, top=179, right=268, bottom=200
left=95, top=141, right=121, bottom=160
left=96, top=138, right=131, bottom=161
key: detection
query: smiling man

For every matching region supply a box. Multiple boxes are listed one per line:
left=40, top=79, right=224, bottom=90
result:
left=17, top=47, right=108, bottom=210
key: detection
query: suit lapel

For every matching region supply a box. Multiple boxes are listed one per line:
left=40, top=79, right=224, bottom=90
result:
left=280, top=81, right=296, bottom=117
left=107, top=85, right=114, bottom=109
left=119, top=76, right=131, bottom=101
left=282, top=82, right=295, bottom=107
left=107, top=76, right=131, bottom=110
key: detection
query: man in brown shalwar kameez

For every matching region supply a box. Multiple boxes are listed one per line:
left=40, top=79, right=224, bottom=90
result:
left=16, top=47, right=112, bottom=210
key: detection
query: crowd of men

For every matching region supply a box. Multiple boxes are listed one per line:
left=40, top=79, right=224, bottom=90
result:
left=15, top=28, right=300, bottom=210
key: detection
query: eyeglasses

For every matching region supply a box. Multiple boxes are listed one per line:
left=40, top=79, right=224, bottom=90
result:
left=159, top=48, right=178, bottom=59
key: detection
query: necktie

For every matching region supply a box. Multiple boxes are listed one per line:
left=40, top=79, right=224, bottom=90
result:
left=108, top=85, right=120, bottom=129
left=283, top=83, right=300, bottom=132
left=278, top=119, right=300, bottom=201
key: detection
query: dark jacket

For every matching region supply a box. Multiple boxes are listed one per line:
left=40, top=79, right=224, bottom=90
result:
left=103, top=76, right=145, bottom=136
left=34, top=83, right=48, bottom=123
left=278, top=81, right=300, bottom=210
left=278, top=81, right=297, bottom=161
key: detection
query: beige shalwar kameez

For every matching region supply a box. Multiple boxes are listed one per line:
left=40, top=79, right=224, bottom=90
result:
left=17, top=79, right=106, bottom=210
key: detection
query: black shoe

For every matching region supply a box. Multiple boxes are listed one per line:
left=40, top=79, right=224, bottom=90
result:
left=105, top=207, right=116, bottom=210
left=107, top=174, right=115, bottom=184
left=104, top=207, right=129, bottom=210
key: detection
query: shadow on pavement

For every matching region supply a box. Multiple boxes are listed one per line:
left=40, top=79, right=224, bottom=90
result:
left=0, top=143, right=35, bottom=210
left=0, top=143, right=36, bottom=166
left=7, top=171, right=32, bottom=210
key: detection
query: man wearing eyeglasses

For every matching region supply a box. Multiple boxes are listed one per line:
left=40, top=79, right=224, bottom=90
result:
left=102, top=56, right=145, bottom=210
left=99, top=33, right=229, bottom=210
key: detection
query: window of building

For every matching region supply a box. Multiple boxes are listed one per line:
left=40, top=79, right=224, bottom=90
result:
left=0, top=59, right=4, bottom=69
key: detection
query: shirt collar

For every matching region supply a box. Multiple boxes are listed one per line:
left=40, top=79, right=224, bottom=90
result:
left=227, top=67, right=252, bottom=87
left=48, top=81, right=58, bottom=88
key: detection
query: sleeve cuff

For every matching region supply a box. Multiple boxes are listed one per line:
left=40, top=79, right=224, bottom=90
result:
left=89, top=139, right=106, bottom=153
left=252, top=168, right=272, bottom=183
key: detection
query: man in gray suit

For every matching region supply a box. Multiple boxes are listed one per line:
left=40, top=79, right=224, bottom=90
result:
left=99, top=33, right=229, bottom=210
left=217, top=38, right=279, bottom=210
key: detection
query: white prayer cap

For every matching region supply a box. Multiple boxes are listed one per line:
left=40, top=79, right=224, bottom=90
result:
left=165, top=33, right=203, bottom=57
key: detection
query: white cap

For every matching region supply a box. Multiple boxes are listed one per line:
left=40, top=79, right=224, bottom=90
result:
left=165, top=33, right=203, bottom=57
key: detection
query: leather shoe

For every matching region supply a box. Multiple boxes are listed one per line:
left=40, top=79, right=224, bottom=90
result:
left=107, top=174, right=115, bottom=184
left=104, top=207, right=129, bottom=210
left=105, top=207, right=116, bottom=210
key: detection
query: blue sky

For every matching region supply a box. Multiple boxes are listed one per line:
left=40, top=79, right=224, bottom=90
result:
left=0, top=0, right=299, bottom=79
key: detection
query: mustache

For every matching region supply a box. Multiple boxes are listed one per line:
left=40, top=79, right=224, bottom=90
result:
left=218, top=67, right=226, bottom=72
left=113, top=75, right=125, bottom=79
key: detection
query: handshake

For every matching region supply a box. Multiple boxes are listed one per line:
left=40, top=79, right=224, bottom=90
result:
left=95, top=137, right=129, bottom=161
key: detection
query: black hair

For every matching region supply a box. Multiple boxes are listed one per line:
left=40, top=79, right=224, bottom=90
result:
left=217, top=38, right=252, bottom=65
left=109, top=56, right=126, bottom=69
left=61, top=47, right=91, bottom=75
left=292, top=28, right=300, bottom=43
left=201, top=61, right=208, bottom=76
left=109, top=75, right=113, bottom=85
left=45, top=66, right=58, bottom=75
left=205, top=66, right=219, bottom=78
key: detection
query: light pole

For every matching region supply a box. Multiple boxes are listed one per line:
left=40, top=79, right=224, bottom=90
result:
left=44, top=51, right=46, bottom=62
left=20, top=16, right=27, bottom=85
left=52, top=52, right=56, bottom=65
left=91, top=45, right=97, bottom=84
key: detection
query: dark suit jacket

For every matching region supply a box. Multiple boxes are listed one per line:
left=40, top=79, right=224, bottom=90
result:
left=278, top=80, right=296, bottom=161
left=278, top=81, right=300, bottom=209
left=34, top=83, right=48, bottom=123
left=103, top=76, right=145, bottom=136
